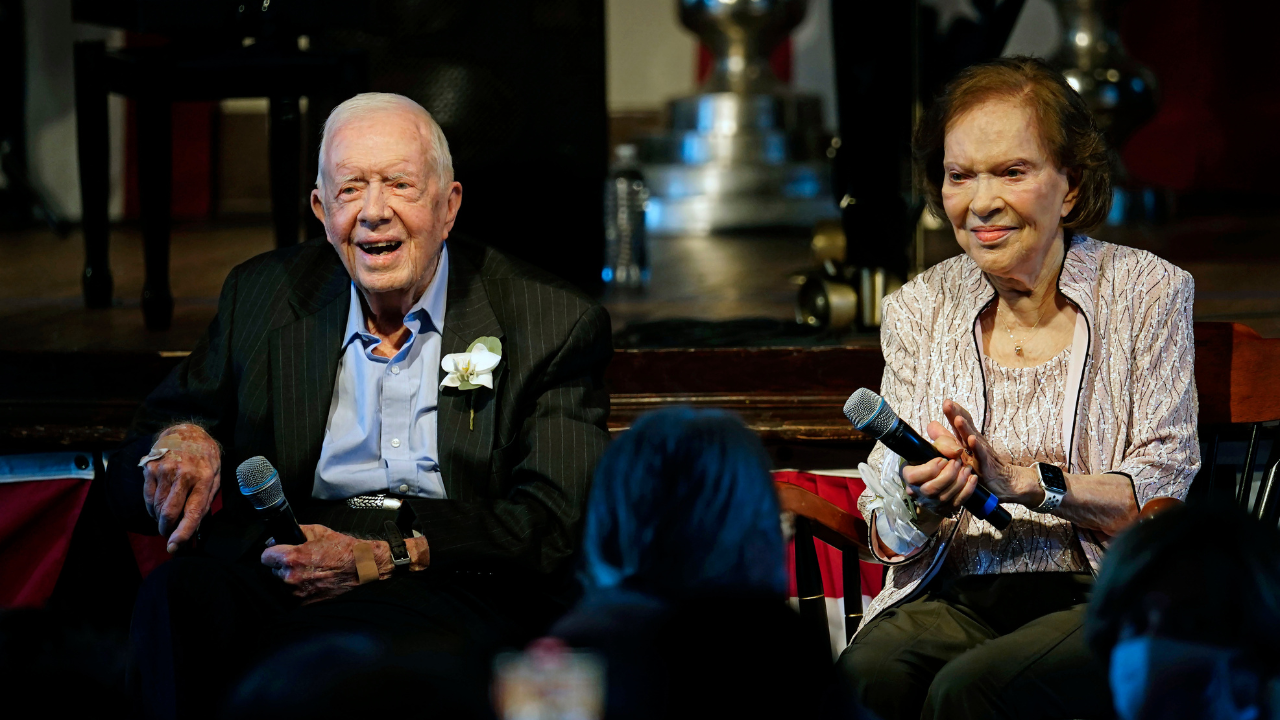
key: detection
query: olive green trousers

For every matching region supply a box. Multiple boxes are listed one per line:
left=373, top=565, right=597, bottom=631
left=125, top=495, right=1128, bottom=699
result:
left=837, top=572, right=1114, bottom=720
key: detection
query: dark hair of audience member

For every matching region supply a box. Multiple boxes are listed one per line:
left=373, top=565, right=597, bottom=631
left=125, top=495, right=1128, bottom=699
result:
left=1087, top=501, right=1280, bottom=672
left=579, top=407, right=786, bottom=599
left=222, top=633, right=487, bottom=720
left=0, top=608, right=130, bottom=716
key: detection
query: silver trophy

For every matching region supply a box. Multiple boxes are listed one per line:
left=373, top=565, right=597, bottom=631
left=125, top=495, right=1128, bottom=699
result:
left=639, top=0, right=838, bottom=235
left=1049, top=0, right=1160, bottom=223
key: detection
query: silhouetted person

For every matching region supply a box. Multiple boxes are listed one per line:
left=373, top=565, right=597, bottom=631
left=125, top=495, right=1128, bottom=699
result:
left=222, top=633, right=488, bottom=720
left=550, top=407, right=869, bottom=720
left=1087, top=502, right=1280, bottom=720
left=0, top=608, right=130, bottom=717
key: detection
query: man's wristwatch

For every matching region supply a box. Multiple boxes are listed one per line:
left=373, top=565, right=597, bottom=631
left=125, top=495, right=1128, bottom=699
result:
left=1033, top=462, right=1067, bottom=512
left=383, top=521, right=411, bottom=569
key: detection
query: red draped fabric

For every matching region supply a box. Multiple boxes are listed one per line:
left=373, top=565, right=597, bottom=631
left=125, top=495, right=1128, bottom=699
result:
left=0, top=479, right=92, bottom=608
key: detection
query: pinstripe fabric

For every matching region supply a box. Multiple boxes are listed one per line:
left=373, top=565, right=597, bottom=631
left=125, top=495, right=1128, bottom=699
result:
left=108, top=236, right=612, bottom=578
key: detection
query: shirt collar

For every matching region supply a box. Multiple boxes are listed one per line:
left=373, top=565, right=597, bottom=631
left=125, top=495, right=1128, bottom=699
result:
left=341, top=242, right=450, bottom=350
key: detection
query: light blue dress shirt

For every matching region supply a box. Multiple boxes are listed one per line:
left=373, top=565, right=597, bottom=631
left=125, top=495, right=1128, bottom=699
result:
left=312, top=245, right=449, bottom=500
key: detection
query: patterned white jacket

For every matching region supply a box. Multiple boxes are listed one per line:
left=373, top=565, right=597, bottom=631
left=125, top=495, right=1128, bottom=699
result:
left=857, top=236, right=1200, bottom=632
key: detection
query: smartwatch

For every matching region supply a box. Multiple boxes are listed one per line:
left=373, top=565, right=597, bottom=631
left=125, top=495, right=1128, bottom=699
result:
left=383, top=521, right=412, bottom=569
left=1033, top=462, right=1067, bottom=512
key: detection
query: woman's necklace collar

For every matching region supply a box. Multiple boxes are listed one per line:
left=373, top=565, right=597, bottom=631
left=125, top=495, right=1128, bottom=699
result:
left=995, top=295, right=1053, bottom=357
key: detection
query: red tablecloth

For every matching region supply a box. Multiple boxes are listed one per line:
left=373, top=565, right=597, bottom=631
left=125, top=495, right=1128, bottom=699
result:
left=0, top=478, right=92, bottom=607
left=774, top=470, right=883, bottom=650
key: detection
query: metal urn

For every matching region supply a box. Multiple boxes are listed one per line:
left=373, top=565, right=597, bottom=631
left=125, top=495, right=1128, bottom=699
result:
left=639, top=0, right=838, bottom=235
left=1048, top=0, right=1160, bottom=222
left=1049, top=0, right=1157, bottom=150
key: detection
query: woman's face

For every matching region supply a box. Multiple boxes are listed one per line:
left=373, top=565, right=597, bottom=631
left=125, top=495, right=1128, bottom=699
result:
left=941, top=96, right=1078, bottom=282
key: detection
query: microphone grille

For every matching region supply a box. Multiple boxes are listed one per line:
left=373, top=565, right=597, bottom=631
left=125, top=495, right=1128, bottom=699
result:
left=843, top=388, right=898, bottom=439
left=236, top=456, right=283, bottom=511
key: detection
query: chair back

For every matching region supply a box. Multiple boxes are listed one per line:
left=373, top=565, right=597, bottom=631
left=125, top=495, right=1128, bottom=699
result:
left=1193, top=322, right=1280, bottom=520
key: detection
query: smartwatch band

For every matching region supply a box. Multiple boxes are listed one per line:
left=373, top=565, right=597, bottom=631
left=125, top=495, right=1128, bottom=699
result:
left=1034, top=462, right=1067, bottom=512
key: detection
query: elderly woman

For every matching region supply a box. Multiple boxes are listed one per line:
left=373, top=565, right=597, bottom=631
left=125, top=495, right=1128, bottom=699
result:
left=838, top=57, right=1199, bottom=720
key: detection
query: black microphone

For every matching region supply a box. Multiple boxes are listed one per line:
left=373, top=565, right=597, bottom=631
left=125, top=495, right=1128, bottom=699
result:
left=236, top=456, right=308, bottom=546
left=844, top=388, right=1012, bottom=530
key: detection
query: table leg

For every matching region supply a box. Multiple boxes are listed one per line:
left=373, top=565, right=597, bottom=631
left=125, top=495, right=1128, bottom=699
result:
left=270, top=95, right=301, bottom=247
left=137, top=97, right=173, bottom=331
left=74, top=41, right=113, bottom=309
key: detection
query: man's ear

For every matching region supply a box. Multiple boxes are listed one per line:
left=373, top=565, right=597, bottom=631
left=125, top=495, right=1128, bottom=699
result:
left=310, top=188, right=326, bottom=226
left=439, top=182, right=463, bottom=239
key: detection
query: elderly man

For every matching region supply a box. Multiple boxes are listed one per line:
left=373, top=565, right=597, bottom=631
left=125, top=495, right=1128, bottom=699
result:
left=106, top=93, right=612, bottom=719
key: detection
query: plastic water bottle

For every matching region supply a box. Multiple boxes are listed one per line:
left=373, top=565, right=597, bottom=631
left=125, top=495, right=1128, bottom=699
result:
left=603, top=144, right=649, bottom=289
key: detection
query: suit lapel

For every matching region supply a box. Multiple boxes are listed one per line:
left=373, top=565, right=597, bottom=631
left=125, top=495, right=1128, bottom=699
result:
left=438, top=242, right=505, bottom=499
left=270, top=255, right=351, bottom=501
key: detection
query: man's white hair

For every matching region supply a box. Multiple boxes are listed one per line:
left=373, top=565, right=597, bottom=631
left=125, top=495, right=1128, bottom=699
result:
left=316, top=92, right=453, bottom=190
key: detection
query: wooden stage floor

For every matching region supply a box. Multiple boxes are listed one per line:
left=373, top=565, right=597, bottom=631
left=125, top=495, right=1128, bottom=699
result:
left=1, top=217, right=1279, bottom=353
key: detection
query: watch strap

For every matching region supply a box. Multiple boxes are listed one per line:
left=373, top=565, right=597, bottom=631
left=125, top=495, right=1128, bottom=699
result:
left=383, top=521, right=411, bottom=567
left=1034, top=463, right=1066, bottom=512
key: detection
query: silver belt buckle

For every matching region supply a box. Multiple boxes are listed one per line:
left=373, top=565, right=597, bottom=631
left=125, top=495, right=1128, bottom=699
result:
left=345, top=493, right=403, bottom=511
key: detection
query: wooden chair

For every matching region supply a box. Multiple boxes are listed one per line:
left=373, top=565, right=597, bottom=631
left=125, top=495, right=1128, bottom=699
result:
left=779, top=321, right=1280, bottom=659
left=1192, top=322, right=1280, bottom=521
left=777, top=483, right=873, bottom=648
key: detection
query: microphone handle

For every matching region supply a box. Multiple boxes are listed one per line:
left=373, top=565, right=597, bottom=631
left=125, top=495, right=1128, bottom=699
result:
left=882, top=421, right=1013, bottom=531
left=263, top=501, right=308, bottom=545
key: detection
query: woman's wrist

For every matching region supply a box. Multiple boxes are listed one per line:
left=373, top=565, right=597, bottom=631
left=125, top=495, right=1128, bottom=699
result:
left=1001, top=465, right=1046, bottom=507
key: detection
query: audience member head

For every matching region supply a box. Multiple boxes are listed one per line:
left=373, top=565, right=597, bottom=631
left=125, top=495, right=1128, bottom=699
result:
left=310, top=92, right=462, bottom=310
left=223, top=633, right=486, bottom=720
left=580, top=407, right=786, bottom=599
left=1087, top=501, right=1280, bottom=720
left=0, top=608, right=129, bottom=716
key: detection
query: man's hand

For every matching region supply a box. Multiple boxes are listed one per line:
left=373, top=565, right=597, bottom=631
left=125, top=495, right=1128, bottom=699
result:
left=142, top=423, right=221, bottom=553
left=260, top=525, right=392, bottom=604
left=261, top=525, right=431, bottom=604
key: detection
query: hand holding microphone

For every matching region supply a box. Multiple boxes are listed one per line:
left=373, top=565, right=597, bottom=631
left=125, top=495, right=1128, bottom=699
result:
left=845, top=389, right=1013, bottom=530
left=905, top=421, right=982, bottom=517
left=240, top=456, right=394, bottom=602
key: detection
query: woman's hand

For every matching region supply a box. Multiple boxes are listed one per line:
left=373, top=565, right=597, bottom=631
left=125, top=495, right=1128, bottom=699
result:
left=943, top=399, right=1043, bottom=507
left=901, top=421, right=979, bottom=534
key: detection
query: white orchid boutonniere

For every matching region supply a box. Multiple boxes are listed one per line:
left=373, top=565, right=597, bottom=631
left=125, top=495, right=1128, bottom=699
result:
left=440, top=336, right=502, bottom=430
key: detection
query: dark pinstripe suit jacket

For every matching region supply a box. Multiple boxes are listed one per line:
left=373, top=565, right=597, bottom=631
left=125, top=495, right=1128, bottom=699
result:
left=108, top=237, right=612, bottom=579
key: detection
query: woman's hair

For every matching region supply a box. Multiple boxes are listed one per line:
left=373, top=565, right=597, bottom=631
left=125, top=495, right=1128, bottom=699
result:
left=913, top=55, right=1112, bottom=233
left=1086, top=501, right=1280, bottom=670
left=580, top=407, right=786, bottom=599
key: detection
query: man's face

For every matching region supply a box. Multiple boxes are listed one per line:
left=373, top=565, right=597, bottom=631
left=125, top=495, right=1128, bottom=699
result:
left=312, top=110, right=462, bottom=301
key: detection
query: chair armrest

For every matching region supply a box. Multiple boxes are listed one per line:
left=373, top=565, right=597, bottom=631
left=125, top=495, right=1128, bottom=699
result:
left=775, top=482, right=875, bottom=562
left=1139, top=496, right=1183, bottom=522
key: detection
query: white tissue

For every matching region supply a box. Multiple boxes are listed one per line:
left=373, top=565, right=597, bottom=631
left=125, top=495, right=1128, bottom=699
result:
left=860, top=453, right=929, bottom=557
